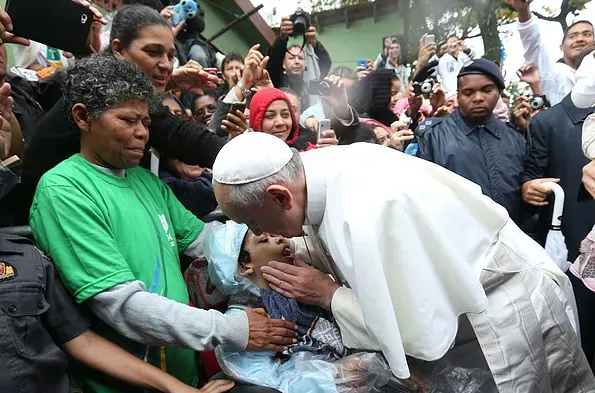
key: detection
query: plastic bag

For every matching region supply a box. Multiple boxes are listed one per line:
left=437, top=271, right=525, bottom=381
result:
left=375, top=358, right=495, bottom=393
left=216, top=347, right=392, bottom=393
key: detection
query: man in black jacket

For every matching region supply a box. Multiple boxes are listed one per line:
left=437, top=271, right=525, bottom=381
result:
left=266, top=15, right=332, bottom=110
left=417, top=59, right=529, bottom=226
left=521, top=91, right=595, bottom=368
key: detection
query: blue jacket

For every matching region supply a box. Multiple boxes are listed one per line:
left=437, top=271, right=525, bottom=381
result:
left=417, top=109, right=528, bottom=225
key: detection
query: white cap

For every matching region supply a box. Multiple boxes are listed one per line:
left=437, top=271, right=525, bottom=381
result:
left=213, top=132, right=293, bottom=185
left=572, top=50, right=595, bottom=109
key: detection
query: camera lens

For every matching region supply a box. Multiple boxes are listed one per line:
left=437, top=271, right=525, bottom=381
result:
left=318, top=81, right=332, bottom=97
left=531, top=97, right=544, bottom=110
left=421, top=82, right=432, bottom=94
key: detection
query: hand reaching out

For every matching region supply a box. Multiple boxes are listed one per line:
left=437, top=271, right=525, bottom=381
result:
left=171, top=60, right=219, bottom=95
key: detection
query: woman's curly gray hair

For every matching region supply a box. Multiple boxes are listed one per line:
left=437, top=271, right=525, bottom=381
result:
left=62, top=54, right=160, bottom=126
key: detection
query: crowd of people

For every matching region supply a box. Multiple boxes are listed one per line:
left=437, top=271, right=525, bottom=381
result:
left=2, top=0, right=595, bottom=392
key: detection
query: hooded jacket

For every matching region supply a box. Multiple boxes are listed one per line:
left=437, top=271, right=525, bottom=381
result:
left=250, top=88, right=315, bottom=152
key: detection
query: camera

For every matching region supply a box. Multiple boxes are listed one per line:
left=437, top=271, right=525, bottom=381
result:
left=412, top=79, right=435, bottom=97
left=289, top=8, right=311, bottom=37
left=307, top=80, right=332, bottom=97
left=528, top=94, right=550, bottom=110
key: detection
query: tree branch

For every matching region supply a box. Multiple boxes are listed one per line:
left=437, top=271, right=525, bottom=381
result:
left=532, top=11, right=560, bottom=22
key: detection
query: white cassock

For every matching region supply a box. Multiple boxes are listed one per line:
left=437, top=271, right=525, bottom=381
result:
left=298, top=143, right=595, bottom=392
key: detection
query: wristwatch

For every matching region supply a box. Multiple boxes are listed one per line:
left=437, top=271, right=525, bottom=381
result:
left=236, top=81, right=252, bottom=99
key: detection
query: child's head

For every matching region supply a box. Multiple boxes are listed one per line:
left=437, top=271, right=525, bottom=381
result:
left=204, top=222, right=294, bottom=294
left=238, top=231, right=294, bottom=289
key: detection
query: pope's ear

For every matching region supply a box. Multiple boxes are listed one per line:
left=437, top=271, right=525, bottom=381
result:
left=265, top=185, right=293, bottom=210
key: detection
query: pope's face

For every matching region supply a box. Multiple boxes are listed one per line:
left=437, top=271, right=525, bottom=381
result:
left=214, top=182, right=306, bottom=238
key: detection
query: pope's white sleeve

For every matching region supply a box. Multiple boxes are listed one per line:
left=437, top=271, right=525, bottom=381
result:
left=331, top=287, right=382, bottom=351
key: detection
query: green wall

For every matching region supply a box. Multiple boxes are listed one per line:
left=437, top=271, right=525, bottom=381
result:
left=313, top=12, right=404, bottom=68
left=201, top=1, right=265, bottom=56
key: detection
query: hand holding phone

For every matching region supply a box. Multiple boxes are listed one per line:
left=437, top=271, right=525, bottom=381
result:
left=357, top=58, right=368, bottom=69
left=316, top=119, right=332, bottom=142
left=424, top=34, right=436, bottom=46
left=6, top=0, right=94, bottom=54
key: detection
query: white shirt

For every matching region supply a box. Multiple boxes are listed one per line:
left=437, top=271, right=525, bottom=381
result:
left=518, top=16, right=576, bottom=106
left=300, top=144, right=504, bottom=378
left=437, top=50, right=475, bottom=95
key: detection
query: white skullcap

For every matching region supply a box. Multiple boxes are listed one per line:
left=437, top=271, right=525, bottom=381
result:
left=572, top=50, right=595, bottom=109
left=213, top=132, right=293, bottom=185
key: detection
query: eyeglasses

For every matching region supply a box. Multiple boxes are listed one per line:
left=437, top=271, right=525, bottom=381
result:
left=193, top=104, right=218, bottom=118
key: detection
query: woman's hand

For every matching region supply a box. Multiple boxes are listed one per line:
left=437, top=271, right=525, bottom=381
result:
left=222, top=110, right=248, bottom=140
left=171, top=60, right=219, bottom=95
left=317, top=129, right=338, bottom=148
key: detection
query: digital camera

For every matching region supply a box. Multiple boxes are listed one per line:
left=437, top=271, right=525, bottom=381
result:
left=412, top=79, right=435, bottom=97
left=307, top=80, right=332, bottom=97
left=528, top=94, right=550, bottom=110
left=289, top=8, right=311, bottom=37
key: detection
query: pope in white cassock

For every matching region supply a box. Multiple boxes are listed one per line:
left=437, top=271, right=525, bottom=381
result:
left=212, top=132, right=595, bottom=392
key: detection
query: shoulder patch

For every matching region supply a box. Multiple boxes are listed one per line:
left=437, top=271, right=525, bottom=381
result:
left=0, top=261, right=16, bottom=281
left=415, top=117, right=443, bottom=136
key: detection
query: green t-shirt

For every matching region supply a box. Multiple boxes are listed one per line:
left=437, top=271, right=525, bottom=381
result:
left=30, top=154, right=204, bottom=392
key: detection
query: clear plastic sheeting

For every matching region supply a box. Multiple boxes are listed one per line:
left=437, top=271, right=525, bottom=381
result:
left=0, top=160, right=20, bottom=201
left=216, top=349, right=392, bottom=393
left=374, top=358, right=496, bottom=393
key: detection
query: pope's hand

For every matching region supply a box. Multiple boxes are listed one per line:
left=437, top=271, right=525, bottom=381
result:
left=261, top=257, right=340, bottom=310
left=244, top=308, right=298, bottom=351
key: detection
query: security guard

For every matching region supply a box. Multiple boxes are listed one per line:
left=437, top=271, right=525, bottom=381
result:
left=417, top=59, right=528, bottom=225
left=0, top=232, right=89, bottom=393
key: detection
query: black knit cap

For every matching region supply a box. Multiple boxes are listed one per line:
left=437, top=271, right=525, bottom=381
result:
left=457, top=58, right=505, bottom=91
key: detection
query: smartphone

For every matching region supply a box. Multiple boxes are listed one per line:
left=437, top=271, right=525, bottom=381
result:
left=204, top=68, right=219, bottom=76
left=316, top=119, right=331, bottom=142
left=424, top=34, right=436, bottom=46
left=357, top=58, right=368, bottom=69
left=6, top=0, right=93, bottom=55
left=229, top=103, right=246, bottom=115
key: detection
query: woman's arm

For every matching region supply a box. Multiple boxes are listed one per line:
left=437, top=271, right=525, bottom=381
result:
left=64, top=329, right=234, bottom=393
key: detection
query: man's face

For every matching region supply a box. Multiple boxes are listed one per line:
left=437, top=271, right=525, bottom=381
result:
left=193, top=95, right=217, bottom=125
left=82, top=100, right=151, bottom=169
left=447, top=37, right=460, bottom=57
left=223, top=60, right=243, bottom=87
left=388, top=43, right=401, bottom=61
left=283, top=48, right=305, bottom=78
left=457, top=74, right=500, bottom=124
left=214, top=181, right=306, bottom=238
left=562, top=22, right=594, bottom=64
